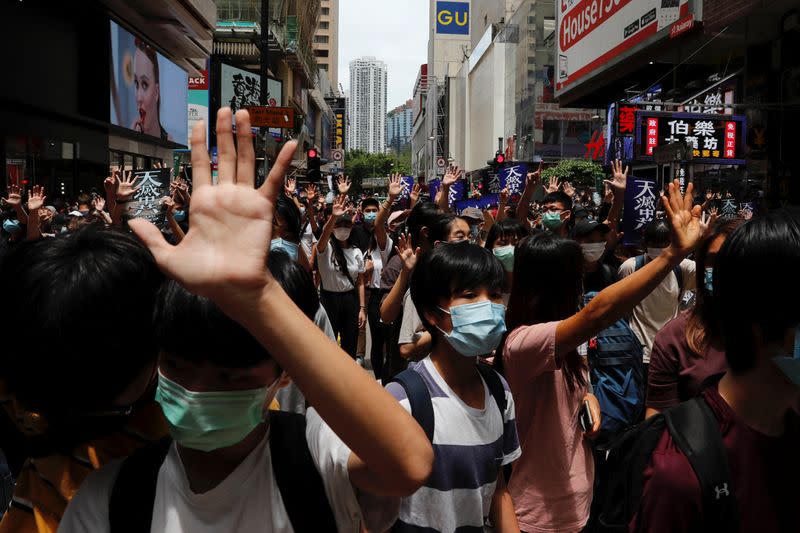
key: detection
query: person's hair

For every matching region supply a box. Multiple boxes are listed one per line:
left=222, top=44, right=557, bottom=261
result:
left=361, top=197, right=380, bottom=211
left=135, top=40, right=161, bottom=124
left=410, top=242, right=505, bottom=348
left=76, top=193, right=92, bottom=208
left=276, top=194, right=302, bottom=241
left=268, top=249, right=320, bottom=320
left=713, top=210, right=800, bottom=373
left=643, top=218, right=671, bottom=246
left=0, top=226, right=163, bottom=421
left=506, top=233, right=587, bottom=390
left=428, top=213, right=461, bottom=244
left=485, top=218, right=529, bottom=250
left=543, top=191, right=573, bottom=211
left=407, top=201, right=441, bottom=248
left=685, top=217, right=744, bottom=356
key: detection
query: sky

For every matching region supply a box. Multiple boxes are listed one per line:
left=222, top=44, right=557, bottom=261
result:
left=338, top=0, right=429, bottom=111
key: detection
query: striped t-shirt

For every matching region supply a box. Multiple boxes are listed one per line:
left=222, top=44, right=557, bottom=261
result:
left=386, top=357, right=521, bottom=532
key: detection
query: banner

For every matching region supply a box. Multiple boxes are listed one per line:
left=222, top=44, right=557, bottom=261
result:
left=427, top=179, right=465, bottom=208
left=623, top=176, right=657, bottom=246
left=498, top=163, right=528, bottom=195
left=125, top=168, right=171, bottom=226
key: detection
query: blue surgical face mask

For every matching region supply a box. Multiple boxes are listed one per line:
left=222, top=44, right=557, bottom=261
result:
left=704, top=267, right=714, bottom=294
left=155, top=371, right=282, bottom=452
left=469, top=225, right=481, bottom=240
left=772, top=327, right=800, bottom=387
left=364, top=212, right=377, bottom=223
left=542, top=211, right=564, bottom=230
left=271, top=238, right=300, bottom=261
left=3, top=219, right=22, bottom=235
left=173, top=210, right=187, bottom=223
left=437, top=300, right=507, bottom=357
left=493, top=245, right=515, bottom=272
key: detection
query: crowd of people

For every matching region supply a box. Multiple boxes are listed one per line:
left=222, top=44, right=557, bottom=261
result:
left=0, top=107, right=797, bottom=533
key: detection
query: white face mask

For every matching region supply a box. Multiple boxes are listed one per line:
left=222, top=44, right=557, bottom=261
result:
left=646, top=247, right=666, bottom=260
left=333, top=228, right=352, bottom=242
left=581, top=242, right=606, bottom=263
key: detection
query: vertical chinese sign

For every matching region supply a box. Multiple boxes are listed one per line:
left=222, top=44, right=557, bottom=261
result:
left=127, top=168, right=171, bottom=227
left=623, top=176, right=658, bottom=246
left=646, top=118, right=659, bottom=155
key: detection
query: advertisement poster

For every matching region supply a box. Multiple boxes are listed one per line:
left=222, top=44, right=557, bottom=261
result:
left=556, top=0, right=692, bottom=97
left=220, top=63, right=283, bottom=134
left=436, top=2, right=470, bottom=35
left=188, top=70, right=209, bottom=147
left=110, top=21, right=188, bottom=144
left=636, top=112, right=746, bottom=165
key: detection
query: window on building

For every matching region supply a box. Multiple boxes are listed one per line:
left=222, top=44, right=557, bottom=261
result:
left=319, top=21, right=329, bottom=29
left=315, top=49, right=329, bottom=58
left=322, top=7, right=330, bottom=15
left=544, top=17, right=556, bottom=34
left=315, top=35, right=330, bottom=44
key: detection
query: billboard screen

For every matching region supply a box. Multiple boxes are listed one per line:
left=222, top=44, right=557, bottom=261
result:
left=110, top=21, right=188, bottom=145
left=556, top=0, right=692, bottom=97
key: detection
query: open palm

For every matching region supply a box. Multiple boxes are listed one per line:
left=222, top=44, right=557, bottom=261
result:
left=130, top=108, right=297, bottom=313
left=662, top=180, right=704, bottom=256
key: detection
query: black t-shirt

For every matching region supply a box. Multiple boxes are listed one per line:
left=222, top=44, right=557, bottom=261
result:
left=350, top=223, right=374, bottom=254
left=584, top=262, right=619, bottom=293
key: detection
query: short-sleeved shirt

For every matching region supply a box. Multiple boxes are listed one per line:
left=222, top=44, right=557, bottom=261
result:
left=58, top=409, right=377, bottom=533
left=646, top=313, right=727, bottom=410
left=618, top=257, right=697, bottom=363
left=631, top=384, right=800, bottom=533
left=503, top=321, right=593, bottom=533
left=397, top=290, right=424, bottom=346
left=317, top=242, right=365, bottom=293
left=364, top=237, right=393, bottom=290
left=385, top=357, right=521, bottom=531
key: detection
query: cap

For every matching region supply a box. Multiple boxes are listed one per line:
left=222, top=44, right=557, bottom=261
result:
left=573, top=219, right=610, bottom=238
left=44, top=206, right=57, bottom=215
left=388, top=210, right=407, bottom=227
left=460, top=207, right=483, bottom=221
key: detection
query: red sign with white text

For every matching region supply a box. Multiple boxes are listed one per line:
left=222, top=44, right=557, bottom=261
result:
left=646, top=118, right=658, bottom=156
left=670, top=14, right=695, bottom=39
left=724, top=122, right=736, bottom=159
left=188, top=71, right=208, bottom=91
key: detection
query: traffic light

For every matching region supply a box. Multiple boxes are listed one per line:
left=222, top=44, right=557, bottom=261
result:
left=487, top=150, right=506, bottom=169
left=306, top=148, right=321, bottom=182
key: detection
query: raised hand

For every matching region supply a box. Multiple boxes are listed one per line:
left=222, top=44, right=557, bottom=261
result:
left=662, top=180, right=704, bottom=256
left=117, top=170, right=139, bottom=201
left=92, top=195, right=106, bottom=213
left=162, top=196, right=177, bottom=216
left=604, top=159, right=629, bottom=195
left=443, top=165, right=463, bottom=187
left=395, top=232, right=420, bottom=273
left=305, top=184, right=318, bottom=203
left=105, top=169, right=120, bottom=196
left=526, top=162, right=543, bottom=189
left=337, top=175, right=352, bottom=195
left=699, top=210, right=718, bottom=241
left=388, top=173, right=403, bottom=199
left=739, top=209, right=753, bottom=221
left=284, top=177, right=296, bottom=197
left=410, top=183, right=422, bottom=205
left=562, top=181, right=576, bottom=197
left=708, top=206, right=719, bottom=218
left=546, top=176, right=560, bottom=194
left=499, top=188, right=509, bottom=205
left=128, top=108, right=299, bottom=313
left=3, top=184, right=23, bottom=208
left=27, top=185, right=46, bottom=212
left=332, top=194, right=347, bottom=217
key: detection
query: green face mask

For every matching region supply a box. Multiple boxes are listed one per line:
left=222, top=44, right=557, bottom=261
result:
left=493, top=245, right=515, bottom=272
left=542, top=211, right=564, bottom=230
left=155, top=370, right=280, bottom=452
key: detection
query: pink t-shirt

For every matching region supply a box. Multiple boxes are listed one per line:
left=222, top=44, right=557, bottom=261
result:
left=503, top=322, right=593, bottom=533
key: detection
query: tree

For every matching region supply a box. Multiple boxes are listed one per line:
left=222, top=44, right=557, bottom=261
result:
left=343, top=150, right=412, bottom=191
left=541, top=159, right=604, bottom=189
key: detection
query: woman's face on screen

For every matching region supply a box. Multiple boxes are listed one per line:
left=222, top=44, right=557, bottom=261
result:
left=134, top=47, right=159, bottom=133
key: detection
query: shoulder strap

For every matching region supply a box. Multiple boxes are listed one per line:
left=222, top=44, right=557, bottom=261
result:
left=476, top=363, right=507, bottom=418
left=664, top=397, right=738, bottom=532
left=634, top=255, right=645, bottom=272
left=269, top=411, right=337, bottom=532
left=673, top=264, right=684, bottom=292
left=109, top=437, right=172, bottom=533
left=390, top=369, right=435, bottom=442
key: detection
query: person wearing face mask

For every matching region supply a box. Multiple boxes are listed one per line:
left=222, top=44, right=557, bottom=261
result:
left=618, top=218, right=697, bottom=379
left=645, top=218, right=743, bottom=417
left=485, top=219, right=530, bottom=305
left=460, top=207, right=485, bottom=245
left=385, top=242, right=521, bottom=532
left=573, top=219, right=618, bottom=292
left=270, top=193, right=313, bottom=274
left=631, top=210, right=800, bottom=533
left=541, top=191, right=573, bottom=238
left=316, top=194, right=367, bottom=359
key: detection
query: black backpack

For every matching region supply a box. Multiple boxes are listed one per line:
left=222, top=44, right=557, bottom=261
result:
left=596, top=396, right=738, bottom=533
left=389, top=363, right=506, bottom=442
left=108, top=411, right=337, bottom=532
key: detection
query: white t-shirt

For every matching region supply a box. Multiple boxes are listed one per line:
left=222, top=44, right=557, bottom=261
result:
left=317, top=242, right=365, bottom=293
left=618, top=256, right=697, bottom=363
left=58, top=409, right=390, bottom=533
left=398, top=290, right=425, bottom=345
left=365, top=237, right=393, bottom=290
left=300, top=223, right=316, bottom=260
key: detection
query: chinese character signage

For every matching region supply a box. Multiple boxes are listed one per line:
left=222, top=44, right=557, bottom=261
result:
left=220, top=63, right=283, bottom=135
left=499, top=164, right=527, bottom=195
left=436, top=2, right=469, bottom=35
left=623, top=176, right=658, bottom=246
left=126, top=169, right=171, bottom=227
left=617, top=106, right=637, bottom=136
left=636, top=112, right=746, bottom=164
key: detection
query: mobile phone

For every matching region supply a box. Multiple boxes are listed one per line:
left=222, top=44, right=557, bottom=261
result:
left=579, top=400, right=594, bottom=432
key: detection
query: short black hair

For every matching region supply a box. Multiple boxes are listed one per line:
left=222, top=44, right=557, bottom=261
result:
left=154, top=250, right=319, bottom=369
left=410, top=242, right=505, bottom=346
left=714, top=210, right=800, bottom=373
left=543, top=191, right=573, bottom=211
left=276, top=194, right=302, bottom=241
left=643, top=218, right=671, bottom=246
left=428, top=213, right=461, bottom=244
left=485, top=218, right=529, bottom=249
left=361, top=197, right=380, bottom=210
left=0, top=226, right=163, bottom=420
left=407, top=201, right=441, bottom=248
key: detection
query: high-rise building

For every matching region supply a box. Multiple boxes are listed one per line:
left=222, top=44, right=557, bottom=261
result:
left=387, top=100, right=414, bottom=154
left=347, top=57, right=387, bottom=153
left=313, top=0, right=339, bottom=90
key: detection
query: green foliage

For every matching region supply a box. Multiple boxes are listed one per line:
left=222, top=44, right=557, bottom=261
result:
left=343, top=150, right=411, bottom=182
left=541, top=159, right=604, bottom=189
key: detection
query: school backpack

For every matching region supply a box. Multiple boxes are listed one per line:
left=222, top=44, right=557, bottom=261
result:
left=596, top=395, right=738, bottom=533
left=107, top=411, right=337, bottom=533
left=389, top=363, right=506, bottom=442
left=633, top=255, right=684, bottom=292
left=583, top=291, right=645, bottom=446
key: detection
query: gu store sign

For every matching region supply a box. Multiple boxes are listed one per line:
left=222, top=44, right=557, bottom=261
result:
left=636, top=112, right=746, bottom=165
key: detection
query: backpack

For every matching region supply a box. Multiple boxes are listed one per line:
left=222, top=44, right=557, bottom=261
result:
left=633, top=255, right=684, bottom=292
left=596, top=396, right=738, bottom=533
left=107, top=411, right=337, bottom=533
left=389, top=363, right=506, bottom=442
left=584, top=291, right=645, bottom=445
